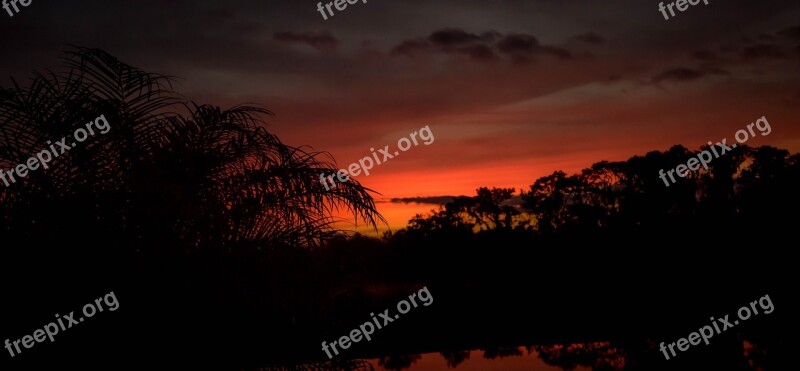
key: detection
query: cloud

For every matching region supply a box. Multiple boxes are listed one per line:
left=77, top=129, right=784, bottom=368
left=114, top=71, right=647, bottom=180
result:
left=496, top=34, right=538, bottom=53
left=571, top=32, right=604, bottom=44
left=273, top=31, right=338, bottom=52
left=429, top=28, right=482, bottom=47
left=391, top=40, right=431, bottom=56
left=495, top=34, right=571, bottom=62
left=651, top=67, right=728, bottom=84
left=742, top=44, right=788, bottom=60
left=391, top=28, right=501, bottom=61
left=389, top=196, right=457, bottom=205
left=392, top=29, right=570, bottom=63
left=479, top=31, right=503, bottom=43
left=456, top=44, right=497, bottom=61
left=541, top=46, right=573, bottom=59
left=777, top=25, right=800, bottom=41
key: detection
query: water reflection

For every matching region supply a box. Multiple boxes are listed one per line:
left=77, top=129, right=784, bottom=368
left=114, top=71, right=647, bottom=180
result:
left=253, top=359, right=375, bottom=371
left=532, top=342, right=626, bottom=371
left=378, top=354, right=423, bottom=371
left=256, top=339, right=773, bottom=370
left=483, top=346, right=524, bottom=359
left=439, top=350, right=470, bottom=368
left=364, top=342, right=623, bottom=371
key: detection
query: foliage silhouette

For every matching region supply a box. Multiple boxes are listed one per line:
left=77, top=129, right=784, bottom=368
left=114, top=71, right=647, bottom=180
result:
left=0, top=47, right=384, bottom=252
left=396, top=143, right=800, bottom=239
left=0, top=47, right=384, bottom=370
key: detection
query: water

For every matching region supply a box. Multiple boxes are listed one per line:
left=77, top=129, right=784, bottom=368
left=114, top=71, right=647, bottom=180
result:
left=364, top=342, right=623, bottom=371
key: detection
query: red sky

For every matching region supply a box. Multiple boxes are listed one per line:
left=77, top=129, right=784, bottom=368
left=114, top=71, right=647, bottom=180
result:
left=2, top=0, right=799, bottom=233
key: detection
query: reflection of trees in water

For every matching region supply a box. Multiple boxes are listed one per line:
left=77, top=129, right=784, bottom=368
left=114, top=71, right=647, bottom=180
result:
left=256, top=359, right=375, bottom=370
left=531, top=342, right=625, bottom=371
left=378, top=354, right=422, bottom=371
left=743, top=340, right=766, bottom=371
left=440, top=350, right=471, bottom=368
left=742, top=337, right=790, bottom=371
left=483, top=346, right=524, bottom=359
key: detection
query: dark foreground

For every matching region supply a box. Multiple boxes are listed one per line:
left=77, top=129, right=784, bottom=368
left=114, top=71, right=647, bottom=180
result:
left=2, top=220, right=796, bottom=371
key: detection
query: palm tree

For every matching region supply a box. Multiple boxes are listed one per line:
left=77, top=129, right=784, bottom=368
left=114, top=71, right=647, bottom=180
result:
left=0, top=47, right=383, bottom=251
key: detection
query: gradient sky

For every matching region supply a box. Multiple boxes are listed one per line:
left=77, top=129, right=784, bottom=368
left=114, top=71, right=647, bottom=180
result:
left=2, top=0, right=799, bottom=233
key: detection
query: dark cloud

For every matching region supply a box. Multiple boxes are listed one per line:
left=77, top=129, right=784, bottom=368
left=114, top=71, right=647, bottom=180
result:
left=778, top=25, right=800, bottom=41
left=273, top=31, right=338, bottom=52
left=571, top=32, right=604, bottom=44
left=429, top=28, right=482, bottom=47
left=497, top=34, right=572, bottom=62
left=390, top=39, right=430, bottom=56
left=392, top=29, right=570, bottom=63
left=457, top=45, right=497, bottom=61
left=541, top=46, right=573, bottom=59
left=497, top=34, right=539, bottom=53
left=651, top=67, right=728, bottom=84
left=742, top=44, right=788, bottom=60
left=424, top=29, right=498, bottom=60
left=390, top=196, right=457, bottom=205
left=479, top=31, right=503, bottom=43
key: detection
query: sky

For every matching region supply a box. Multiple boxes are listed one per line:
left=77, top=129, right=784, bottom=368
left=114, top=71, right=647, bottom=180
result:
left=2, top=0, right=799, bottom=232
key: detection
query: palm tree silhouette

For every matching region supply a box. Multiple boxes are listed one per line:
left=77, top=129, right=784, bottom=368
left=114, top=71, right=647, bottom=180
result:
left=0, top=47, right=384, bottom=251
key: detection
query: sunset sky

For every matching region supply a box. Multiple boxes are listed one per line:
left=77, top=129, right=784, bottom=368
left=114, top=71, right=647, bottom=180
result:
left=2, top=0, right=799, bottom=232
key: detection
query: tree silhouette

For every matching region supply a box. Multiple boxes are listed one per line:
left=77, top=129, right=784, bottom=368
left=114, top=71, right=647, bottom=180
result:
left=440, top=350, right=470, bottom=368
left=399, top=142, right=800, bottom=240
left=403, top=187, right=525, bottom=237
left=0, top=47, right=384, bottom=251
left=521, top=171, right=582, bottom=232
